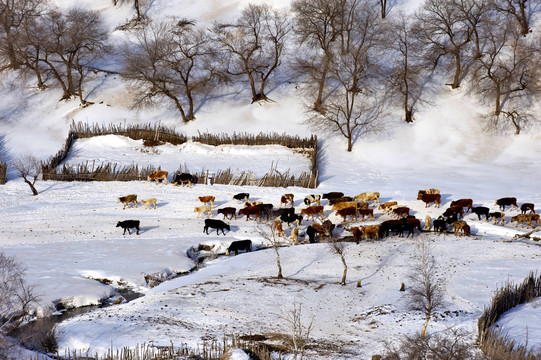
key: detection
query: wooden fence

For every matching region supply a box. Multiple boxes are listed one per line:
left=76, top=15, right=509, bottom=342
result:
left=27, top=336, right=283, bottom=360
left=42, top=122, right=319, bottom=188
left=0, top=161, right=6, bottom=185
left=477, top=272, right=541, bottom=359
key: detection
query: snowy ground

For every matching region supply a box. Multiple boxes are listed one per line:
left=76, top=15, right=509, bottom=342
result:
left=1, top=0, right=541, bottom=358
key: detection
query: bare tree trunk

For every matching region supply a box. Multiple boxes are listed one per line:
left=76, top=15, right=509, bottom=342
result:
left=274, top=246, right=283, bottom=278
left=314, top=57, right=330, bottom=112
left=42, top=57, right=70, bottom=99
left=518, top=1, right=529, bottom=36
left=380, top=0, right=387, bottom=19
left=21, top=175, right=38, bottom=196
left=452, top=52, right=461, bottom=89
left=495, top=85, right=501, bottom=116
left=340, top=253, right=347, bottom=285
left=421, top=313, right=430, bottom=338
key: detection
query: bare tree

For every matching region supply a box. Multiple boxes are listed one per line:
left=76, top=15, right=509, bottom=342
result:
left=414, top=0, right=474, bottom=89
left=379, top=0, right=400, bottom=19
left=122, top=20, right=221, bottom=123
left=385, top=12, right=429, bottom=123
left=279, top=301, right=315, bottom=360
left=291, top=0, right=362, bottom=113
left=212, top=4, right=291, bottom=104
left=112, top=0, right=147, bottom=22
left=381, top=329, right=483, bottom=359
left=306, top=4, right=386, bottom=152
left=470, top=18, right=540, bottom=134
left=406, top=239, right=445, bottom=338
left=258, top=221, right=285, bottom=279
left=13, top=155, right=40, bottom=195
left=329, top=238, right=348, bottom=285
left=36, top=7, right=109, bottom=102
left=455, top=0, right=492, bottom=60
left=492, top=0, right=536, bottom=37
left=0, top=0, right=45, bottom=71
left=0, top=252, right=38, bottom=352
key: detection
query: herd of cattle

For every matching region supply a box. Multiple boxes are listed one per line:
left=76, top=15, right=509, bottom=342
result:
left=115, top=171, right=539, bottom=254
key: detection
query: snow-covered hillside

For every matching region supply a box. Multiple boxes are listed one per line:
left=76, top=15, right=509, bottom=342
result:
left=1, top=0, right=541, bottom=359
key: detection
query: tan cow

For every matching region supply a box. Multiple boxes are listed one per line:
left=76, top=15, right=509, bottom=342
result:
left=148, top=170, right=168, bottom=185
left=274, top=217, right=285, bottom=237
left=362, top=225, right=380, bottom=241
left=332, top=201, right=358, bottom=212
left=140, top=198, right=157, bottom=209
left=379, top=201, right=398, bottom=213
left=194, top=205, right=212, bottom=218
left=511, top=214, right=533, bottom=228
left=354, top=192, right=380, bottom=207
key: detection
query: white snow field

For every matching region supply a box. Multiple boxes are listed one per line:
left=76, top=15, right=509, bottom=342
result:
left=1, top=0, right=541, bottom=359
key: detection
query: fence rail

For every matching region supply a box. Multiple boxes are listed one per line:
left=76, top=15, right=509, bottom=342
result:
left=42, top=122, right=319, bottom=188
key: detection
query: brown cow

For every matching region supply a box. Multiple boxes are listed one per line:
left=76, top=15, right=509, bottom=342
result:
left=352, top=227, right=363, bottom=244
left=147, top=170, right=168, bottom=185
left=238, top=205, right=262, bottom=221
left=392, top=206, right=410, bottom=218
left=217, top=207, right=236, bottom=220
left=336, top=207, right=357, bottom=222
left=300, top=205, right=325, bottom=221
left=280, top=193, right=294, bottom=208
left=450, top=199, right=473, bottom=213
left=419, top=193, right=441, bottom=208
left=358, top=208, right=374, bottom=221
left=417, top=188, right=440, bottom=199
left=198, top=195, right=215, bottom=207
left=118, top=194, right=138, bottom=209
left=443, top=206, right=464, bottom=219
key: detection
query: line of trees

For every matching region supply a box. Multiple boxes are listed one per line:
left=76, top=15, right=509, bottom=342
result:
left=1, top=0, right=540, bottom=149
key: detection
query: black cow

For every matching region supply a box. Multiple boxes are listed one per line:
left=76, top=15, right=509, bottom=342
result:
left=280, top=212, right=303, bottom=227
left=495, top=197, right=518, bottom=211
left=433, top=218, right=447, bottom=234
left=520, top=203, right=535, bottom=214
left=256, top=203, right=274, bottom=220
left=233, top=193, right=250, bottom=202
left=227, top=240, right=252, bottom=255
left=306, top=226, right=318, bottom=243
left=172, top=172, right=195, bottom=187
left=116, top=220, right=140, bottom=235
left=322, top=192, right=345, bottom=201
left=273, top=207, right=295, bottom=218
left=472, top=206, right=490, bottom=220
left=203, top=219, right=230, bottom=235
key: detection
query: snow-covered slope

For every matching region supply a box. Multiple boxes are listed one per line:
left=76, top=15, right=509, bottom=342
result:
left=1, top=0, right=541, bottom=359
